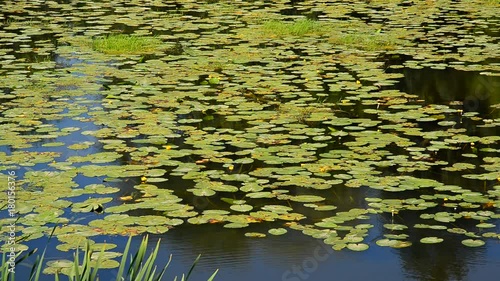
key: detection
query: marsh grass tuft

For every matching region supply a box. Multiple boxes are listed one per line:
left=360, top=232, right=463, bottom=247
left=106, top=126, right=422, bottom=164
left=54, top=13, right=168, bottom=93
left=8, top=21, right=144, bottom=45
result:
left=91, top=34, right=163, bottom=55
left=256, top=19, right=405, bottom=51
left=329, top=33, right=396, bottom=51
left=262, top=19, right=327, bottom=37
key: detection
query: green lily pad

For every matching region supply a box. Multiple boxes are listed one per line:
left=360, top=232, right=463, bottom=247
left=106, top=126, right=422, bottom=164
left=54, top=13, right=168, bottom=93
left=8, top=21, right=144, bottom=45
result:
left=224, top=222, right=249, bottom=228
left=383, top=224, right=408, bottom=231
left=289, top=195, right=325, bottom=203
left=245, top=232, right=266, bottom=238
left=461, top=239, right=485, bottom=247
left=268, top=228, right=287, bottom=235
left=230, top=204, right=253, bottom=212
left=346, top=243, right=369, bottom=251
left=420, top=237, right=444, bottom=244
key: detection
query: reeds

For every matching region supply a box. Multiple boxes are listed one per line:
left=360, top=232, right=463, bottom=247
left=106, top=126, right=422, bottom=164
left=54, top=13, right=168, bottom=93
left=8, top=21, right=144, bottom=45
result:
left=1, top=236, right=218, bottom=281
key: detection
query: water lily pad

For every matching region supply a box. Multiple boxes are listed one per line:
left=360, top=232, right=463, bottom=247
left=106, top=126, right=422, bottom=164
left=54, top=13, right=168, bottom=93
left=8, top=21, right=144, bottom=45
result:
left=224, top=222, right=249, bottom=228
left=289, top=195, right=325, bottom=203
left=268, top=228, right=287, bottom=235
left=420, top=237, right=444, bottom=244
left=383, top=224, right=408, bottom=231
left=230, top=204, right=253, bottom=212
left=461, top=239, right=485, bottom=247
left=245, top=232, right=266, bottom=238
left=346, top=243, right=369, bottom=251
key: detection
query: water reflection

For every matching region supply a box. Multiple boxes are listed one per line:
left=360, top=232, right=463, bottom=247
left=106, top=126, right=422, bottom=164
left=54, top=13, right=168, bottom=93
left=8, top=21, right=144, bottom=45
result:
left=401, top=68, right=500, bottom=119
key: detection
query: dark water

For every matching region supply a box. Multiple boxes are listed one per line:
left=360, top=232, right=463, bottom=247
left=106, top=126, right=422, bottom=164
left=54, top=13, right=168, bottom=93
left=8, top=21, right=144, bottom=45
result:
left=1, top=1, right=500, bottom=281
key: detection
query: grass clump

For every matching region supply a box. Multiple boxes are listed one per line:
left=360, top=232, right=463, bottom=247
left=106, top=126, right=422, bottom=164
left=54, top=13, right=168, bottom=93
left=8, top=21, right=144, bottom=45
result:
left=329, top=33, right=396, bottom=51
left=262, top=19, right=327, bottom=37
left=91, top=34, right=163, bottom=55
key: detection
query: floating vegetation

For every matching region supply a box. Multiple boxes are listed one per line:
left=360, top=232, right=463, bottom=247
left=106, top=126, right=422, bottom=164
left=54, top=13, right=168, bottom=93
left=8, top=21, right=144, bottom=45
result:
left=0, top=0, right=499, bottom=279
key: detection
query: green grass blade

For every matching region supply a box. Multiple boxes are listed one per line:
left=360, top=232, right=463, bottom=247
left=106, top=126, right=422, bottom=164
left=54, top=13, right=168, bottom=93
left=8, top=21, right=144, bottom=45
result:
left=142, top=239, right=161, bottom=280
left=207, top=269, right=219, bottom=281
left=30, top=248, right=46, bottom=281
left=83, top=242, right=93, bottom=280
left=128, top=235, right=148, bottom=279
left=133, top=237, right=159, bottom=281
left=15, top=248, right=36, bottom=267
left=116, top=235, right=132, bottom=281
left=72, top=246, right=80, bottom=281
left=152, top=254, right=172, bottom=281
left=184, top=255, right=201, bottom=281
left=1, top=251, right=9, bottom=281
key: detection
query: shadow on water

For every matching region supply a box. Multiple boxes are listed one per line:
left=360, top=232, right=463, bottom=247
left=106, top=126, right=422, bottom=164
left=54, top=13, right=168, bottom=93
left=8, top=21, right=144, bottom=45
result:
left=398, top=68, right=500, bottom=119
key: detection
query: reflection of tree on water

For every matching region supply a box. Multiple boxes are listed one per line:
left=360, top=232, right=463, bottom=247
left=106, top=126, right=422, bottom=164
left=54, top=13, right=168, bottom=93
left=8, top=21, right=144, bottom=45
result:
left=382, top=211, right=487, bottom=281
left=401, top=68, right=500, bottom=119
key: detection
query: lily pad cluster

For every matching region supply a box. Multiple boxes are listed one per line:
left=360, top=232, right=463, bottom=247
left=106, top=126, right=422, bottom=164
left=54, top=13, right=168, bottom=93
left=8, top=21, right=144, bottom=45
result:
left=0, top=0, right=499, bottom=266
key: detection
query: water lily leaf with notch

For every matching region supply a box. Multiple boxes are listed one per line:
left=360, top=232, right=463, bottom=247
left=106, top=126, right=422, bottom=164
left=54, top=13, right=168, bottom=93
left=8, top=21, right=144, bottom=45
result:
left=314, top=205, right=338, bottom=211
left=476, top=223, right=496, bottom=228
left=376, top=239, right=412, bottom=248
left=240, top=182, right=264, bottom=192
left=384, top=234, right=409, bottom=240
left=224, top=222, right=249, bottom=228
left=84, top=184, right=120, bottom=194
left=187, top=217, right=209, bottom=225
left=346, top=243, right=369, bottom=251
left=68, top=152, right=122, bottom=163
left=447, top=228, right=468, bottom=234
left=90, top=243, right=118, bottom=251
left=143, top=177, right=168, bottom=183
left=203, top=210, right=231, bottom=215
left=188, top=188, right=216, bottom=197
left=343, top=234, right=365, bottom=243
left=88, top=258, right=120, bottom=269
left=72, top=197, right=112, bottom=213
left=43, top=260, right=73, bottom=274
left=420, top=237, right=444, bottom=244
left=249, top=211, right=279, bottom=221
left=196, top=180, right=238, bottom=192
left=268, top=228, right=287, bottom=235
left=135, top=215, right=169, bottom=226
left=261, top=205, right=293, bottom=214
left=221, top=173, right=254, bottom=182
left=433, top=212, right=457, bottom=223
left=146, top=225, right=171, bottom=234
left=42, top=142, right=65, bottom=147
left=56, top=236, right=95, bottom=252
left=246, top=191, right=275, bottom=198
left=383, top=224, right=408, bottom=231
left=462, top=172, right=500, bottom=181
left=315, top=221, right=339, bottom=229
left=230, top=204, right=253, bottom=212
left=290, top=195, right=325, bottom=203
left=278, top=213, right=306, bottom=221
left=461, top=239, right=485, bottom=247
left=68, top=141, right=94, bottom=150
left=145, top=169, right=167, bottom=177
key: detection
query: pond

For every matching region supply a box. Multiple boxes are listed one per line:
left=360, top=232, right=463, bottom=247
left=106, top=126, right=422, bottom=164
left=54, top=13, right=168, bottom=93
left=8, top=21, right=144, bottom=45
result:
left=0, top=1, right=499, bottom=280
